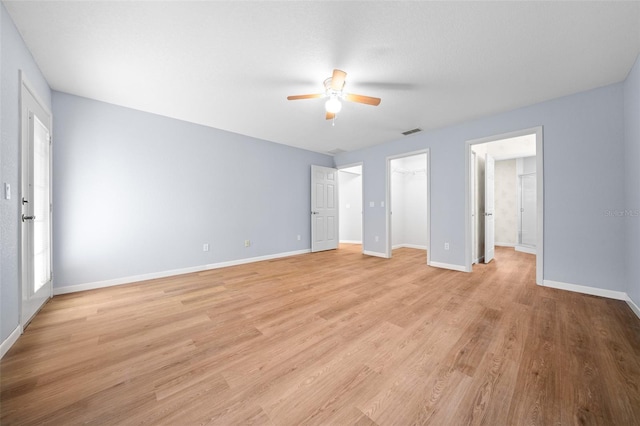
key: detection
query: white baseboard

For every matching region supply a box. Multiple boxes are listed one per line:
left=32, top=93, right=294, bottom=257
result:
left=392, top=244, right=427, bottom=250
left=542, top=279, right=627, bottom=301
left=626, top=296, right=640, bottom=320
left=542, top=280, right=640, bottom=320
left=54, top=249, right=311, bottom=295
left=363, top=250, right=388, bottom=259
left=340, top=240, right=362, bottom=244
left=1, top=325, right=22, bottom=359
left=495, top=242, right=516, bottom=247
left=515, top=245, right=536, bottom=255
left=429, top=261, right=468, bottom=273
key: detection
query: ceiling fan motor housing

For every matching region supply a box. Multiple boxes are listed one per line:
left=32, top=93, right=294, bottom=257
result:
left=324, top=77, right=344, bottom=98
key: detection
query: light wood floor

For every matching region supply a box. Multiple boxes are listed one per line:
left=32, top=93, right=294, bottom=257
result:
left=2, top=245, right=640, bottom=425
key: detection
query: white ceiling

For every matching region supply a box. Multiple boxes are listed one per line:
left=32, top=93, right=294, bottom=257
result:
left=4, top=1, right=639, bottom=154
left=473, top=134, right=536, bottom=160
left=340, top=165, right=362, bottom=176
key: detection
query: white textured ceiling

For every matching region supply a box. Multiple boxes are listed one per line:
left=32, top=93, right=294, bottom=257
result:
left=4, top=1, right=639, bottom=154
left=474, top=134, right=536, bottom=160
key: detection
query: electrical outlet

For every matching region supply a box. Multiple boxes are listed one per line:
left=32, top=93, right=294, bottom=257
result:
left=245, top=240, right=251, bottom=247
left=203, top=243, right=209, bottom=252
left=444, top=242, right=450, bottom=250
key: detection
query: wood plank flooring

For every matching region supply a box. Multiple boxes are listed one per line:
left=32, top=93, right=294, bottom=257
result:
left=2, top=245, right=640, bottom=425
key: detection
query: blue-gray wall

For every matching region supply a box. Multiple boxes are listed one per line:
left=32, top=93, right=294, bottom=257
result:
left=52, top=92, right=333, bottom=288
left=625, top=54, right=640, bottom=307
left=335, top=82, right=628, bottom=293
left=1, top=3, right=52, bottom=342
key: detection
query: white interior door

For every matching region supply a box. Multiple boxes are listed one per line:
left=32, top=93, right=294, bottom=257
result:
left=520, top=174, right=537, bottom=247
left=311, top=165, right=339, bottom=252
left=484, top=154, right=495, bottom=263
left=471, top=151, right=477, bottom=263
left=21, top=78, right=53, bottom=326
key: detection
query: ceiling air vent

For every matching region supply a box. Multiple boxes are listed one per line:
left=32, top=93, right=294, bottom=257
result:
left=402, top=128, right=422, bottom=136
left=327, top=148, right=346, bottom=155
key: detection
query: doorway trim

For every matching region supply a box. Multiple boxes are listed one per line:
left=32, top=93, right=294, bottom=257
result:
left=464, top=126, right=543, bottom=284
left=385, top=149, right=431, bottom=264
left=337, top=162, right=364, bottom=254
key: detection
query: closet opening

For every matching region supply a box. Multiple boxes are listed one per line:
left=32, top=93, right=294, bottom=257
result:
left=338, top=164, right=363, bottom=253
left=386, top=151, right=430, bottom=263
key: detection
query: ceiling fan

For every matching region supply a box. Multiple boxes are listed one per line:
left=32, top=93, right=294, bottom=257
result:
left=287, top=69, right=381, bottom=121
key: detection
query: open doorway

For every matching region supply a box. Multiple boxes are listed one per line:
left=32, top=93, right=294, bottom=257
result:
left=386, top=151, right=430, bottom=262
left=466, top=127, right=543, bottom=284
left=338, top=164, right=363, bottom=252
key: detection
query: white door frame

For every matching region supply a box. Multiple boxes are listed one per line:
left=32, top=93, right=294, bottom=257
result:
left=19, top=71, right=54, bottom=327
left=385, top=149, right=431, bottom=263
left=464, top=126, right=544, bottom=285
left=337, top=162, right=364, bottom=253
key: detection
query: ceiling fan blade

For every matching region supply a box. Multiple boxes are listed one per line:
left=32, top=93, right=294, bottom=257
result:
left=287, top=93, right=324, bottom=100
left=326, top=112, right=335, bottom=120
left=331, top=69, right=347, bottom=91
left=345, top=93, right=381, bottom=106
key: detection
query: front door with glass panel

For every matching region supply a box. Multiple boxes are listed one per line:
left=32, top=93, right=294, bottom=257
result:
left=21, top=78, right=53, bottom=326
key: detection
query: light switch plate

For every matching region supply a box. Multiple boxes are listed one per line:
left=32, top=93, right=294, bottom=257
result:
left=4, top=183, right=10, bottom=200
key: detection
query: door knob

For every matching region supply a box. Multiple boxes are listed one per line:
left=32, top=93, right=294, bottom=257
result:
left=311, top=211, right=319, bottom=215
left=22, top=214, right=36, bottom=222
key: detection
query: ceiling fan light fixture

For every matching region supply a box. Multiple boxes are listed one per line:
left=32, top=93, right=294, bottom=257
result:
left=288, top=69, right=380, bottom=120
left=325, top=96, right=342, bottom=114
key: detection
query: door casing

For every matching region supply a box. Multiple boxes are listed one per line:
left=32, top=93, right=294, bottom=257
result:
left=465, top=126, right=544, bottom=285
